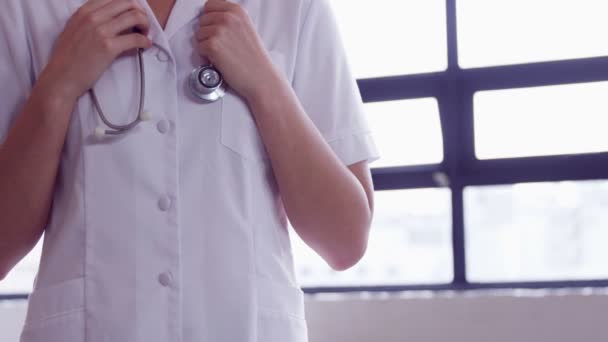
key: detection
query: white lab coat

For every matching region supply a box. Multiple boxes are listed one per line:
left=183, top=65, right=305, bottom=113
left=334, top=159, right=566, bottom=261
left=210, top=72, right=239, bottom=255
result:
left=0, top=0, right=380, bottom=341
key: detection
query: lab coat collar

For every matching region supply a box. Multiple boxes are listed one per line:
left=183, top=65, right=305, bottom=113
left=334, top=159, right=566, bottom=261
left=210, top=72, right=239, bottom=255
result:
left=135, top=0, right=197, bottom=49
left=140, top=0, right=246, bottom=47
left=164, top=0, right=204, bottom=40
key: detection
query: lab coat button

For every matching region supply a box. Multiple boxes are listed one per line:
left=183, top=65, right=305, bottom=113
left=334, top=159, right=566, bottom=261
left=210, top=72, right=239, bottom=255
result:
left=158, top=196, right=172, bottom=211
left=158, top=272, right=173, bottom=287
left=156, top=49, right=170, bottom=62
left=157, top=120, right=169, bottom=134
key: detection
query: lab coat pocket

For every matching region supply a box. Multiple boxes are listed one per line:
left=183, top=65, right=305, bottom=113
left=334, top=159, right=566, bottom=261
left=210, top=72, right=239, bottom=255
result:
left=219, top=49, right=288, bottom=165
left=19, top=277, right=85, bottom=342
left=256, top=276, right=309, bottom=342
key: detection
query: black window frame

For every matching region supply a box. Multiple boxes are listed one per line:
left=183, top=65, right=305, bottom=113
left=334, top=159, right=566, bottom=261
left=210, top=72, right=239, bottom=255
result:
left=303, top=0, right=608, bottom=294
left=2, top=0, right=608, bottom=301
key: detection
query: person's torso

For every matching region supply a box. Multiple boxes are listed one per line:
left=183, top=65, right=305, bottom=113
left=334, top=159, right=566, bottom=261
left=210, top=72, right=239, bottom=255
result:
left=18, top=0, right=310, bottom=341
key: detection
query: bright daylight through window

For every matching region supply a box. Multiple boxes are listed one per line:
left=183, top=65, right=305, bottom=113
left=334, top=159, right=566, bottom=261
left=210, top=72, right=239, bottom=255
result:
left=2, top=0, right=608, bottom=296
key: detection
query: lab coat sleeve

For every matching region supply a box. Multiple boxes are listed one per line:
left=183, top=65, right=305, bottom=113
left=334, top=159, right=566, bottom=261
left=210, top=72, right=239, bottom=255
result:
left=291, top=0, right=380, bottom=166
left=0, top=1, right=34, bottom=144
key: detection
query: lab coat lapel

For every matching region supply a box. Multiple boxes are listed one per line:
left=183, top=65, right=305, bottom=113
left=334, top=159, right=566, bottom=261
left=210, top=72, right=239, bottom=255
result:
left=163, top=0, right=204, bottom=40
left=136, top=0, right=171, bottom=50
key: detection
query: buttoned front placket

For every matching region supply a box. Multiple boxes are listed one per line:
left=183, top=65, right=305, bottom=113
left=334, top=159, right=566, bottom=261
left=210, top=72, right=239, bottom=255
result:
left=146, top=44, right=182, bottom=342
left=134, top=1, right=183, bottom=341
left=83, top=26, right=184, bottom=342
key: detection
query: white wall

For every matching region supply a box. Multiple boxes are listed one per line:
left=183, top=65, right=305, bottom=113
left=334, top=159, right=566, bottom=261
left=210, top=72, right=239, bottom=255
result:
left=306, top=290, right=608, bottom=342
left=2, top=290, right=608, bottom=342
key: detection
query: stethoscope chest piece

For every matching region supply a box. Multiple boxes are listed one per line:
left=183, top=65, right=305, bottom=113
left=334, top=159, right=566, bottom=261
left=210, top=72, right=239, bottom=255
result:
left=189, top=64, right=226, bottom=102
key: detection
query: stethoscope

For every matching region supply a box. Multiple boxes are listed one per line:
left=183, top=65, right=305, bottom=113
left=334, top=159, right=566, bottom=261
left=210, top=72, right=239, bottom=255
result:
left=92, top=45, right=225, bottom=138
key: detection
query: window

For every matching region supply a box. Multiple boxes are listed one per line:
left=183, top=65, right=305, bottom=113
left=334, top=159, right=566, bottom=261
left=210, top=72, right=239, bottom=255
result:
left=3, top=0, right=608, bottom=299
left=329, top=0, right=447, bottom=78
left=292, top=0, right=608, bottom=292
left=365, top=98, right=444, bottom=168
left=457, top=0, right=608, bottom=68
left=293, top=188, right=453, bottom=287
left=465, top=180, right=608, bottom=282
left=474, top=82, right=608, bottom=159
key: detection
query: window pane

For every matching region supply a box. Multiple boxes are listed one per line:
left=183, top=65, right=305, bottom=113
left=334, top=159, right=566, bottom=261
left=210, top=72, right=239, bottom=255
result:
left=474, top=82, right=608, bottom=159
left=465, top=180, right=608, bottom=283
left=292, top=188, right=453, bottom=287
left=329, top=0, right=447, bottom=78
left=366, top=98, right=443, bottom=167
left=457, top=0, right=608, bottom=68
left=0, top=238, right=42, bottom=294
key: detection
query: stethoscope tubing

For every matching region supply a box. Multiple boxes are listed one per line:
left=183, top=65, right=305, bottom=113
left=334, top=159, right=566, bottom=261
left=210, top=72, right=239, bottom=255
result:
left=90, top=47, right=147, bottom=136
left=91, top=47, right=225, bottom=137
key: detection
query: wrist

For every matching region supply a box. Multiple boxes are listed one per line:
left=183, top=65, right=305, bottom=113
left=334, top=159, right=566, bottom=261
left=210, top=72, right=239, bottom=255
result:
left=37, top=62, right=83, bottom=102
left=31, top=69, right=80, bottom=114
left=245, top=69, right=288, bottom=109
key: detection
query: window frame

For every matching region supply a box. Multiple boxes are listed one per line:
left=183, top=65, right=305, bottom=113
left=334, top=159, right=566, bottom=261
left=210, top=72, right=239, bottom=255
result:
left=2, top=0, right=608, bottom=301
left=304, top=0, right=608, bottom=294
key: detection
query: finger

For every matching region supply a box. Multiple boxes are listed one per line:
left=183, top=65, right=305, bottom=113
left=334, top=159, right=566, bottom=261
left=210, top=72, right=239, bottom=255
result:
left=111, top=32, right=153, bottom=54
left=102, top=8, right=151, bottom=37
left=198, top=38, right=222, bottom=60
left=97, top=0, right=147, bottom=21
left=73, top=0, right=150, bottom=38
left=94, top=0, right=150, bottom=35
left=76, top=0, right=116, bottom=16
left=196, top=25, right=220, bottom=41
left=70, top=0, right=114, bottom=28
left=203, top=0, right=234, bottom=14
left=198, top=12, right=224, bottom=28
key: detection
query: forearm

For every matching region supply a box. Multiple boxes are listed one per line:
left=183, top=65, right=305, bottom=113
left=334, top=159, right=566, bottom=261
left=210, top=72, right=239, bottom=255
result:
left=0, top=72, right=76, bottom=279
left=246, top=73, right=372, bottom=270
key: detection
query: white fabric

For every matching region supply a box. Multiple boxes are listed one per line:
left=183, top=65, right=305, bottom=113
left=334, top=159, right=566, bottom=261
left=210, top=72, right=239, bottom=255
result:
left=0, top=0, right=380, bottom=341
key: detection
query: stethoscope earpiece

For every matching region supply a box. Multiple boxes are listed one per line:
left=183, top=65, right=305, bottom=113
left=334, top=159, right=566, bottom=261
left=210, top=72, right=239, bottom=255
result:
left=94, top=126, right=107, bottom=139
left=189, top=64, right=226, bottom=102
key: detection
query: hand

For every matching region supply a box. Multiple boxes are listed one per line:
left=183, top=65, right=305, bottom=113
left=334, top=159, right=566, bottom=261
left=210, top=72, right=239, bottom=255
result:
left=39, top=0, right=152, bottom=104
left=195, top=0, right=281, bottom=101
